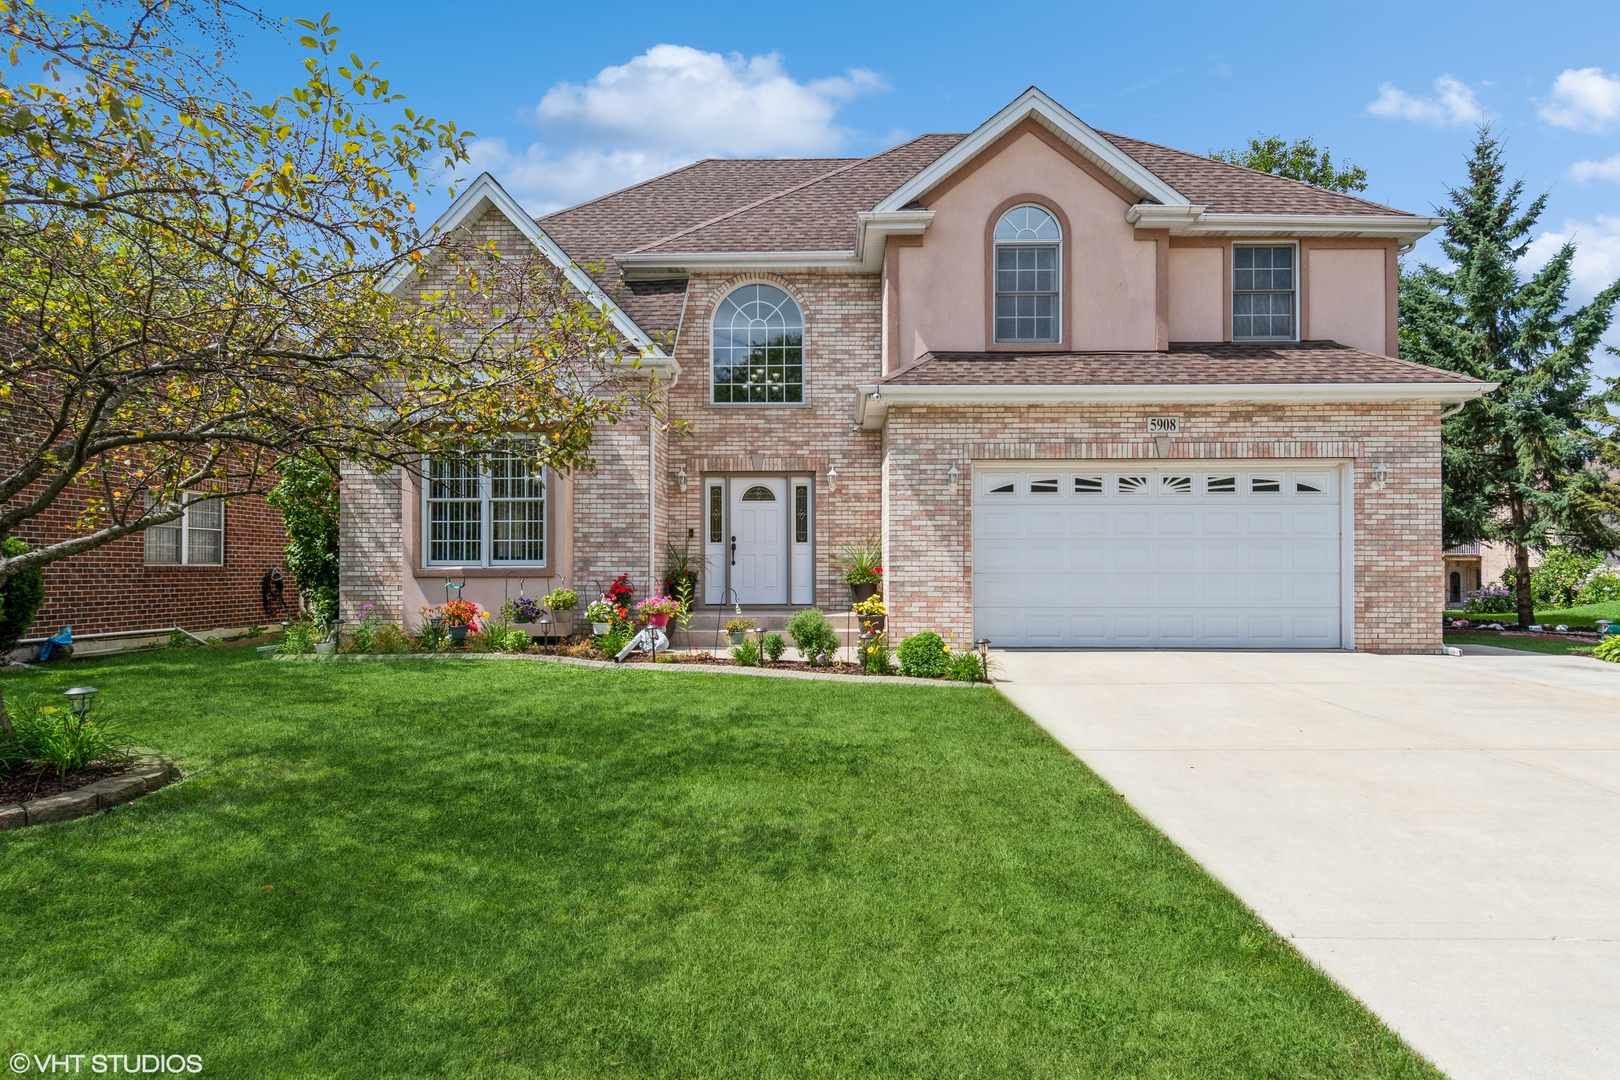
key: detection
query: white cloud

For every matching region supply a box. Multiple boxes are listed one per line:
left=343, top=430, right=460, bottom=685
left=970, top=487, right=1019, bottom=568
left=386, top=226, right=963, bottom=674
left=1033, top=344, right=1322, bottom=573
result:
left=1538, top=67, right=1620, bottom=132
left=457, top=45, right=887, bottom=213
left=1366, top=76, right=1487, bottom=126
left=1522, top=217, right=1620, bottom=302
left=1571, top=153, right=1620, bottom=184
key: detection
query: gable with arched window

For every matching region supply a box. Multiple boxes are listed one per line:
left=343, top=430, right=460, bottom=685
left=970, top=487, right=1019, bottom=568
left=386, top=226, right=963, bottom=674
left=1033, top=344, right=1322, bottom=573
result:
left=993, top=205, right=1062, bottom=344
left=711, top=284, right=804, bottom=404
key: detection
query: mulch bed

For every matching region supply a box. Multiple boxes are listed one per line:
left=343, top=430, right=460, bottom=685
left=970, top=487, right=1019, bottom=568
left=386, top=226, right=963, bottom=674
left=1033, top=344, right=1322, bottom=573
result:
left=0, top=761, right=130, bottom=804
left=618, top=652, right=884, bottom=676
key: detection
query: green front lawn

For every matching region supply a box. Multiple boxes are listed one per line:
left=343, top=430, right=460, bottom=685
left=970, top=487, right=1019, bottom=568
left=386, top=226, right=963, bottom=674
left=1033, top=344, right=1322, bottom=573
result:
left=1446, top=600, right=1620, bottom=625
left=1, top=650, right=1438, bottom=1079
left=1444, top=633, right=1597, bottom=655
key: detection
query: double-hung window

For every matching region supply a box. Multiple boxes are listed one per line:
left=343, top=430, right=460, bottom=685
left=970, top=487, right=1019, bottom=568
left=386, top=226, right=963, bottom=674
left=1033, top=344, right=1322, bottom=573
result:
left=1232, top=244, right=1297, bottom=340
left=144, top=496, right=225, bottom=566
left=994, top=205, right=1062, bottom=343
left=425, top=441, right=546, bottom=567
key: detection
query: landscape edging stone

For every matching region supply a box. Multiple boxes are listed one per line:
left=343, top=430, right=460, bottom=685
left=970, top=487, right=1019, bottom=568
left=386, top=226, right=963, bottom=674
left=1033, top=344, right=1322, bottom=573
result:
left=0, top=748, right=177, bottom=830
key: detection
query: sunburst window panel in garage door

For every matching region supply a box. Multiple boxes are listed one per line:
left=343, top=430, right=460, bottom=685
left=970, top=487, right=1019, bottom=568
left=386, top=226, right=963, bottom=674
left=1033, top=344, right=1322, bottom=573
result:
left=972, top=467, right=1342, bottom=648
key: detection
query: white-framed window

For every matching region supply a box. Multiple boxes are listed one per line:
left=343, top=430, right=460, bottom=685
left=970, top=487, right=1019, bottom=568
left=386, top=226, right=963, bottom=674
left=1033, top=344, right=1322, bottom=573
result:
left=994, top=205, right=1062, bottom=343
left=1232, top=244, right=1297, bottom=340
left=144, top=496, right=224, bottom=566
left=711, top=284, right=804, bottom=404
left=424, top=442, right=546, bottom=567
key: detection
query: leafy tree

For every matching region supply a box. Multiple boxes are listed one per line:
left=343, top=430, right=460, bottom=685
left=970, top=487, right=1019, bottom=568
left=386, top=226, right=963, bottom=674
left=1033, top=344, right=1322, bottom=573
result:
left=1210, top=134, right=1369, bottom=193
left=0, top=538, right=45, bottom=656
left=1401, top=129, right=1620, bottom=628
left=265, top=453, right=340, bottom=623
left=0, top=2, right=657, bottom=728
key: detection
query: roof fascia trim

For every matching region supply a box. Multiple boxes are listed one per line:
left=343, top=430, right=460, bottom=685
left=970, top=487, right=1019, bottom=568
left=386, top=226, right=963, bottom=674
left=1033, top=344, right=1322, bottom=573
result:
left=872, top=87, right=1189, bottom=213
left=381, top=173, right=665, bottom=357
left=853, top=380, right=1496, bottom=429
left=1129, top=206, right=1446, bottom=243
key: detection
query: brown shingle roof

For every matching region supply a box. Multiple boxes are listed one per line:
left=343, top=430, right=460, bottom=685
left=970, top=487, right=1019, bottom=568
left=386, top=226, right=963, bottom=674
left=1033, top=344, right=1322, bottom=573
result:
left=537, top=157, right=855, bottom=331
left=881, top=342, right=1482, bottom=386
left=633, top=134, right=967, bottom=254
left=1097, top=132, right=1411, bottom=217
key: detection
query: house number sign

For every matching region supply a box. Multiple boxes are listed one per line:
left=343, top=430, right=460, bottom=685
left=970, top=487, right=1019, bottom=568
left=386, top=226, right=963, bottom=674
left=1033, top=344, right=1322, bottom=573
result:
left=1146, top=417, right=1179, bottom=434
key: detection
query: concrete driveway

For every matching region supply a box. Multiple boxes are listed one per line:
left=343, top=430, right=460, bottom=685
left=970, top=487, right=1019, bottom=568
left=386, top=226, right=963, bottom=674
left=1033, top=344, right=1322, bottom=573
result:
left=993, top=648, right=1620, bottom=1080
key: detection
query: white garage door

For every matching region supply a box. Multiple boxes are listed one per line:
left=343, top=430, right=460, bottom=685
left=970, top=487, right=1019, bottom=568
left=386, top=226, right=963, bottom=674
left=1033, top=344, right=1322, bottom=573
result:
left=973, top=465, right=1343, bottom=648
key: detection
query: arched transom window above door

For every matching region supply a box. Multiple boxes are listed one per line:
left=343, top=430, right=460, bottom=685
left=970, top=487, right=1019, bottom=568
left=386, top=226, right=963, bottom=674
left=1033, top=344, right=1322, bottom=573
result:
left=993, top=205, right=1061, bottom=344
left=711, top=284, right=804, bottom=404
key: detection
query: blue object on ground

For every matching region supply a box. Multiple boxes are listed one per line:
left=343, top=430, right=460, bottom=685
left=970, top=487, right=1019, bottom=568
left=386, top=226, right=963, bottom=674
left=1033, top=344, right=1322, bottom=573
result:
left=37, top=626, right=72, bottom=661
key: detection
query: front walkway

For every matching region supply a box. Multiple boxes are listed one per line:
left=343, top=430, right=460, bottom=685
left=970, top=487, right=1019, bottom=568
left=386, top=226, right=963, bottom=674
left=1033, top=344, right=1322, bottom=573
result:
left=993, top=649, right=1620, bottom=1080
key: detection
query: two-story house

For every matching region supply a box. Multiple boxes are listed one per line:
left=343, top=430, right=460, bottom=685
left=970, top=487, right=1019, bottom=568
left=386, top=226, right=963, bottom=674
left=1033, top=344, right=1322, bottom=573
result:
left=339, top=88, right=1492, bottom=654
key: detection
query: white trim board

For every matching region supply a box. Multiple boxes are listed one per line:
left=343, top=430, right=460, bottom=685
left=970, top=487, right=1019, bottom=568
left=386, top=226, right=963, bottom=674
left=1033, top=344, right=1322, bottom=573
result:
left=854, top=381, right=1497, bottom=429
left=381, top=173, right=668, bottom=360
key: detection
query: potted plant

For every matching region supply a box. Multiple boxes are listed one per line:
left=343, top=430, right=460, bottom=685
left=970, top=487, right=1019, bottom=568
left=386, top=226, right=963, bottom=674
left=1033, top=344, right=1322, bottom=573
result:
left=440, top=599, right=480, bottom=643
left=543, top=588, right=578, bottom=615
left=636, top=595, right=681, bottom=628
left=585, top=599, right=616, bottom=636
left=833, top=536, right=883, bottom=602
left=724, top=617, right=755, bottom=645
left=502, top=595, right=544, bottom=625
left=663, top=540, right=702, bottom=602
left=851, top=594, right=886, bottom=637
left=604, top=574, right=635, bottom=617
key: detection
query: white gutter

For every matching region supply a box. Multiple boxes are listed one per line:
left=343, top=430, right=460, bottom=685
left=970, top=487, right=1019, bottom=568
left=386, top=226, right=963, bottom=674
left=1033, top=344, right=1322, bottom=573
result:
left=616, top=210, right=937, bottom=280
left=1126, top=205, right=1445, bottom=245
left=853, top=380, right=1498, bottom=430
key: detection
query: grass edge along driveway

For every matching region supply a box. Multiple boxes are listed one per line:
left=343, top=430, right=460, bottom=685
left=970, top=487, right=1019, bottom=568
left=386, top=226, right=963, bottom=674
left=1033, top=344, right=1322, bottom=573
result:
left=0, top=649, right=1442, bottom=1079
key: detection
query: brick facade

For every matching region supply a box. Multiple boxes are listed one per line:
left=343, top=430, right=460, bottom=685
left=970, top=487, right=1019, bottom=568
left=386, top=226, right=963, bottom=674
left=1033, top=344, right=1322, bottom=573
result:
left=15, top=490, right=288, bottom=642
left=338, top=464, right=405, bottom=624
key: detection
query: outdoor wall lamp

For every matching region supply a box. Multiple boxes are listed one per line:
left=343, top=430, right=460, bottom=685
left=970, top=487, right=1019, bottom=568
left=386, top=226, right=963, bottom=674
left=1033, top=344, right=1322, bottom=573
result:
left=63, top=685, right=99, bottom=718
left=1371, top=463, right=1391, bottom=484
left=676, top=468, right=688, bottom=491
left=827, top=466, right=839, bottom=492
left=947, top=464, right=960, bottom=488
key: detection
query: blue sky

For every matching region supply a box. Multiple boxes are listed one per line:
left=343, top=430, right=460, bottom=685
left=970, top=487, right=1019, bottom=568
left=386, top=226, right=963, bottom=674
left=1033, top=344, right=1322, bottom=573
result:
left=228, top=0, right=1620, bottom=365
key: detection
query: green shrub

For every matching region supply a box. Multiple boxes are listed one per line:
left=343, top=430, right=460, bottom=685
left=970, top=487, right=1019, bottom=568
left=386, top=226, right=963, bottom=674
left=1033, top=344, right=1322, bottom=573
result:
left=732, top=638, right=761, bottom=666
left=370, top=624, right=412, bottom=653
left=462, top=630, right=495, bottom=652
left=266, top=452, right=339, bottom=621
left=1464, top=584, right=1514, bottom=615
left=1531, top=546, right=1603, bottom=608
left=897, top=631, right=950, bottom=678
left=1594, top=635, right=1620, bottom=663
left=785, top=609, right=840, bottom=665
left=1577, top=569, right=1620, bottom=604
left=598, top=628, right=629, bottom=658
left=0, top=538, right=47, bottom=655
left=944, top=651, right=984, bottom=682
left=503, top=629, right=532, bottom=652
left=276, top=622, right=317, bottom=654
left=760, top=632, right=785, bottom=663
left=9, top=704, right=130, bottom=779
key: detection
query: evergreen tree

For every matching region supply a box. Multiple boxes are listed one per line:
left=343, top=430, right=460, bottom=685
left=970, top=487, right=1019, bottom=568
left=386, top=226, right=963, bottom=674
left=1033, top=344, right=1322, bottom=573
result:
left=1210, top=135, right=1368, bottom=193
left=1401, top=129, right=1620, bottom=628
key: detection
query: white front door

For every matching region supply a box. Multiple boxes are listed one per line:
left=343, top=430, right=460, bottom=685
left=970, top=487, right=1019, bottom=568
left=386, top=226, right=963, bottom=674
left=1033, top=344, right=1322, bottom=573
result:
left=973, top=465, right=1345, bottom=648
left=730, top=477, right=788, bottom=604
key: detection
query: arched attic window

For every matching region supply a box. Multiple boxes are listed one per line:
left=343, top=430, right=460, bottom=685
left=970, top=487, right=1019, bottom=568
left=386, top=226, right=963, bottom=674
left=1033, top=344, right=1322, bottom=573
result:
left=711, top=284, right=804, bottom=404
left=993, top=205, right=1061, bottom=344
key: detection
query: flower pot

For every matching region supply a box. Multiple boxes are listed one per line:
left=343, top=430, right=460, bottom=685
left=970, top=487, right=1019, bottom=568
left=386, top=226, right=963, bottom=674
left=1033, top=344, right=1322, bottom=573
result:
left=313, top=641, right=335, bottom=655
left=858, top=614, right=886, bottom=636
left=448, top=625, right=468, bottom=643
left=647, top=613, right=670, bottom=628
left=727, top=630, right=747, bottom=645
left=592, top=621, right=611, bottom=636
left=850, top=582, right=878, bottom=603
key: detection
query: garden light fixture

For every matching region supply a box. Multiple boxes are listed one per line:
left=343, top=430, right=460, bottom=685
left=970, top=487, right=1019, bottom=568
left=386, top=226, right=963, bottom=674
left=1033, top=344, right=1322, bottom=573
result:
left=63, top=685, right=99, bottom=717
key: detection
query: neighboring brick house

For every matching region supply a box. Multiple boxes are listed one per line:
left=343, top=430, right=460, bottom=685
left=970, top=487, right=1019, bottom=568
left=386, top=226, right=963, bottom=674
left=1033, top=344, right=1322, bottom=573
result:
left=342, top=87, right=1492, bottom=653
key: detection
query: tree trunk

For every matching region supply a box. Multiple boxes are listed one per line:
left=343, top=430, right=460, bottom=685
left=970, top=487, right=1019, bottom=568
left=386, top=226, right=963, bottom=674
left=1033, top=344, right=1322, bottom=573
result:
left=1514, top=541, right=1534, bottom=629
left=0, top=686, right=10, bottom=735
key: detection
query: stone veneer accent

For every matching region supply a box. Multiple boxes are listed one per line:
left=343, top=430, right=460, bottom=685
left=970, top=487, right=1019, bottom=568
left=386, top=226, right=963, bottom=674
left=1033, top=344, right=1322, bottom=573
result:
left=881, top=403, right=1442, bottom=654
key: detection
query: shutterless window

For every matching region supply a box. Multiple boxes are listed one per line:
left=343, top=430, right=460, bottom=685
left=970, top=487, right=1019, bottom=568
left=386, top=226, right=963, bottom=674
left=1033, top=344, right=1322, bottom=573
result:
left=1232, top=245, right=1296, bottom=340
left=994, top=205, right=1061, bottom=343
left=144, top=496, right=225, bottom=566
left=711, top=284, right=804, bottom=404
left=425, top=443, right=545, bottom=567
